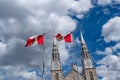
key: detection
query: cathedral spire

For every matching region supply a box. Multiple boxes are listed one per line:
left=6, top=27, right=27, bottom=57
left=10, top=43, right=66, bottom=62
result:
left=80, top=31, right=98, bottom=80
left=80, top=31, right=90, bottom=59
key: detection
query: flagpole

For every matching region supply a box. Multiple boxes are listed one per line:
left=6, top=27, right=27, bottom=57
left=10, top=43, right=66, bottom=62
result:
left=42, top=45, right=45, bottom=80
left=42, top=33, right=45, bottom=80
left=72, top=32, right=80, bottom=80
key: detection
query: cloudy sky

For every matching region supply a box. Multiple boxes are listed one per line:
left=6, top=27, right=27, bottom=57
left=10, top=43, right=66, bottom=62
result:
left=0, top=0, right=120, bottom=80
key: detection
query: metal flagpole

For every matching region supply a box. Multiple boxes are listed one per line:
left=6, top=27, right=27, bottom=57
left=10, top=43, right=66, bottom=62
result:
left=42, top=45, right=45, bottom=80
left=72, top=32, right=80, bottom=80
left=42, top=33, right=45, bottom=80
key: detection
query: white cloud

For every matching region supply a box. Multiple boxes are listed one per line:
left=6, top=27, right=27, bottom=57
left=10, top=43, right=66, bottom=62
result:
left=97, top=0, right=120, bottom=6
left=102, top=16, right=120, bottom=43
left=69, top=0, right=93, bottom=13
left=95, top=47, right=112, bottom=55
left=76, top=14, right=84, bottom=19
left=0, top=65, right=41, bottom=80
left=16, top=0, right=93, bottom=17
left=96, top=64, right=120, bottom=80
left=47, top=13, right=76, bottom=34
left=98, top=0, right=112, bottom=6
left=75, top=37, right=81, bottom=44
left=18, top=71, right=40, bottom=80
left=60, top=0, right=93, bottom=18
left=97, top=54, right=119, bottom=65
left=58, top=41, right=69, bottom=64
left=96, top=54, right=120, bottom=80
left=8, top=18, right=16, bottom=23
left=0, top=42, right=6, bottom=56
left=115, top=0, right=120, bottom=3
left=112, top=42, right=120, bottom=51
left=104, top=47, right=113, bottom=54
left=97, top=16, right=120, bottom=80
left=95, top=50, right=104, bottom=55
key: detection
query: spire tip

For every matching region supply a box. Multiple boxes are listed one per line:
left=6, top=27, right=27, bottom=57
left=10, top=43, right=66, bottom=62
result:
left=80, top=31, right=85, bottom=43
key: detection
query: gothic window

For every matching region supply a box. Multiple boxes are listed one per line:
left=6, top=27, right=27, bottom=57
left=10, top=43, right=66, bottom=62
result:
left=89, top=71, right=94, bottom=80
left=55, top=73, right=59, bottom=80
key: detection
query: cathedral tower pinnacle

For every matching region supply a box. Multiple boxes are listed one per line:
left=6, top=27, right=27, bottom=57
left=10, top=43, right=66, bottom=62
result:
left=51, top=37, right=63, bottom=80
left=80, top=31, right=98, bottom=80
left=80, top=32, right=91, bottom=59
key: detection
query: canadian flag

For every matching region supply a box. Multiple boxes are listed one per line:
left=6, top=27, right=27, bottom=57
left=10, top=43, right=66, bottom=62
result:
left=54, top=33, right=63, bottom=41
left=25, top=34, right=44, bottom=47
left=55, top=33, right=72, bottom=43
left=64, top=33, right=72, bottom=43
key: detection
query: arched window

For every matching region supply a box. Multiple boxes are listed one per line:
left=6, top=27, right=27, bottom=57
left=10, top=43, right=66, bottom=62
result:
left=55, top=73, right=59, bottom=80
left=89, top=71, right=94, bottom=80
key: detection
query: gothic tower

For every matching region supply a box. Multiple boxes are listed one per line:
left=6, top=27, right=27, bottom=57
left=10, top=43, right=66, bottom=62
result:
left=80, top=32, right=98, bottom=80
left=51, top=37, right=64, bottom=80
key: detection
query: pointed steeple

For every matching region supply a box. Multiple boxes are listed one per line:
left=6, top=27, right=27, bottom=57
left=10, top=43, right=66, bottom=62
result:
left=80, top=31, right=90, bottom=59
left=80, top=31, right=98, bottom=80
left=80, top=31, right=85, bottom=44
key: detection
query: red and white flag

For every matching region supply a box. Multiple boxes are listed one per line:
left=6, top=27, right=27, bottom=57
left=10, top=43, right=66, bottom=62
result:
left=55, top=33, right=72, bottom=43
left=64, top=33, right=72, bottom=43
left=25, top=34, right=44, bottom=47
left=54, top=33, right=63, bottom=41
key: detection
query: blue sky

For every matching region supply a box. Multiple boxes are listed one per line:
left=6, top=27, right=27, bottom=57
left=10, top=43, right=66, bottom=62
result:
left=0, top=0, right=120, bottom=80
